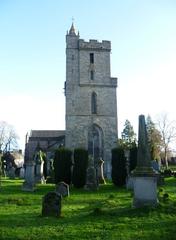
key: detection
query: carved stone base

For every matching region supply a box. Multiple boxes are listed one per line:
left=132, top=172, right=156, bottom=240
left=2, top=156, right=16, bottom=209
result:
left=22, top=181, right=36, bottom=192
left=133, top=176, right=158, bottom=208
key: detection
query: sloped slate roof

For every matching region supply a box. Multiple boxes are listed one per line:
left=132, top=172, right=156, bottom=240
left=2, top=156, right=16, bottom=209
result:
left=30, top=130, right=65, bottom=138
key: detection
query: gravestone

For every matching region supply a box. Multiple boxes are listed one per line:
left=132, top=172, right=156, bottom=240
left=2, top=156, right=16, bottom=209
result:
left=19, top=167, right=25, bottom=179
left=151, top=160, right=164, bottom=186
left=22, top=161, right=36, bottom=192
left=126, top=176, right=134, bottom=190
left=42, top=191, right=62, bottom=217
left=84, top=156, right=98, bottom=190
left=55, top=182, right=69, bottom=197
left=132, top=115, right=158, bottom=207
left=8, top=166, right=16, bottom=179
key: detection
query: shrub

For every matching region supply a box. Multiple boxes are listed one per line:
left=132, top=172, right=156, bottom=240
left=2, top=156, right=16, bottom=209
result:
left=72, top=148, right=88, bottom=188
left=53, top=148, right=72, bottom=185
left=111, top=147, right=127, bottom=186
left=163, top=193, right=169, bottom=201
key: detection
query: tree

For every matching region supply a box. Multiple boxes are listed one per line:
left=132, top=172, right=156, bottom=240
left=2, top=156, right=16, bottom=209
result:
left=156, top=114, right=176, bottom=168
left=111, top=147, right=126, bottom=186
left=0, top=121, right=19, bottom=152
left=120, top=119, right=137, bottom=149
left=146, top=115, right=162, bottom=161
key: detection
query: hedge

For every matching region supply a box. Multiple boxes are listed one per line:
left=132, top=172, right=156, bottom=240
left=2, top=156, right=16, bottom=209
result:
left=72, top=148, right=88, bottom=188
left=53, top=148, right=72, bottom=185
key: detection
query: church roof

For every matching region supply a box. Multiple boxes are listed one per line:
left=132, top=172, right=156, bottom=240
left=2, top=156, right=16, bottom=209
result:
left=29, top=130, right=65, bottom=138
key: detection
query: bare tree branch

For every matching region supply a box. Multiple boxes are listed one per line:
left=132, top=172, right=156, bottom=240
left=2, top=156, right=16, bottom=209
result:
left=0, top=121, right=19, bottom=152
left=156, top=113, right=176, bottom=168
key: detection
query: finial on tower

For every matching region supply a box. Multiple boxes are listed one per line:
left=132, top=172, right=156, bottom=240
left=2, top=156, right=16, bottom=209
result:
left=68, top=17, right=77, bottom=36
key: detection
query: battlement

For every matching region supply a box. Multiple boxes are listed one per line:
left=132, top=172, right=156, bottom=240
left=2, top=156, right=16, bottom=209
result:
left=78, top=39, right=111, bottom=51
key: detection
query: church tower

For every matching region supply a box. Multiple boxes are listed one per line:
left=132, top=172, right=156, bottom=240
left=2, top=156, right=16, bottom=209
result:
left=65, top=23, right=118, bottom=178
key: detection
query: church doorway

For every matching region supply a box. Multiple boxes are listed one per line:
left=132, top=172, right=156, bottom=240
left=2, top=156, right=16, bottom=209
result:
left=88, top=124, right=103, bottom=165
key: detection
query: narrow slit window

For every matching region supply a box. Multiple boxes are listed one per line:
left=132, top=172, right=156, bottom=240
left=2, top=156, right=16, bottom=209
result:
left=90, top=53, right=94, bottom=64
left=90, top=70, right=94, bottom=80
left=91, top=92, right=97, bottom=114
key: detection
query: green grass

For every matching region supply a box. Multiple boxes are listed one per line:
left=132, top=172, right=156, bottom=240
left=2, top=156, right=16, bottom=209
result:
left=0, top=178, right=176, bottom=240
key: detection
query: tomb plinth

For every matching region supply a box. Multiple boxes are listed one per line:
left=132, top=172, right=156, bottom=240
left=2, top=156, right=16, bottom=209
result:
left=132, top=115, right=158, bottom=208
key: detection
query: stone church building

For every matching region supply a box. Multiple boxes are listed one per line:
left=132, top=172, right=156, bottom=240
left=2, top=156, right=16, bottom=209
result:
left=65, top=24, right=118, bottom=177
left=25, top=23, right=118, bottom=178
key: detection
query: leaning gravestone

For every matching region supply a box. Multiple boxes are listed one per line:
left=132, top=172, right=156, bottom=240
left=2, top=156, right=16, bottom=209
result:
left=42, top=191, right=62, bottom=217
left=55, top=182, right=69, bottom=197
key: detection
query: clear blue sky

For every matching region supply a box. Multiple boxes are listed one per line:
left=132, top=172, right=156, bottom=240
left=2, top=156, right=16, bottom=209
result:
left=0, top=0, right=176, bottom=150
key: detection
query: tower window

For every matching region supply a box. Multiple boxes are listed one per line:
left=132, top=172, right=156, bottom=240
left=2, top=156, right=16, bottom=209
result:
left=72, top=55, right=74, bottom=60
left=90, top=70, right=94, bottom=80
left=91, top=92, right=97, bottom=114
left=90, top=53, right=94, bottom=64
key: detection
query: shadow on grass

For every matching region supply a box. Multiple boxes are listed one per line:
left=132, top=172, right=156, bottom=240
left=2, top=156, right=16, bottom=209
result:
left=0, top=204, right=176, bottom=236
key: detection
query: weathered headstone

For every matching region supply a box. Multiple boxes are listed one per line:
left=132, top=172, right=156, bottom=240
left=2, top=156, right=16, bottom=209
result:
left=151, top=160, right=164, bottom=186
left=8, top=166, right=16, bottom=179
left=19, top=167, right=25, bottom=179
left=84, top=156, right=98, bottom=190
left=126, top=176, right=134, bottom=190
left=42, top=191, right=62, bottom=217
left=55, top=182, right=69, bottom=197
left=22, top=161, right=36, bottom=192
left=132, top=115, right=158, bottom=207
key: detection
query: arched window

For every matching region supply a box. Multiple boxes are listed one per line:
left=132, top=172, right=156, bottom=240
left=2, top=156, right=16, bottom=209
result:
left=91, top=92, right=97, bottom=114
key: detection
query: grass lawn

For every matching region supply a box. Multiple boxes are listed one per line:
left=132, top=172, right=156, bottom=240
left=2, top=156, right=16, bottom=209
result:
left=0, top=177, right=176, bottom=240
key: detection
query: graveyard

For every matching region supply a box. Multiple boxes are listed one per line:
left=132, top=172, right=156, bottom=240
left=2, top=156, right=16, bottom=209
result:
left=0, top=176, right=176, bottom=240
left=1, top=115, right=176, bottom=239
left=1, top=2, right=176, bottom=240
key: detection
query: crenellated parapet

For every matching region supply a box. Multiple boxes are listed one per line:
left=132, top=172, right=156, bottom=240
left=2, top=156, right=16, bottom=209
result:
left=78, top=39, right=111, bottom=51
